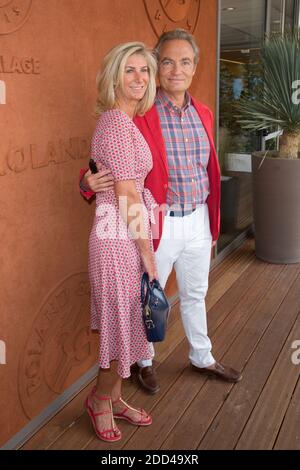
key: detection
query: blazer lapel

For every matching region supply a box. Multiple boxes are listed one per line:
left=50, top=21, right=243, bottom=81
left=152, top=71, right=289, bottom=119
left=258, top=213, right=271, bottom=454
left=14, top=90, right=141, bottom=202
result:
left=144, top=106, right=169, bottom=176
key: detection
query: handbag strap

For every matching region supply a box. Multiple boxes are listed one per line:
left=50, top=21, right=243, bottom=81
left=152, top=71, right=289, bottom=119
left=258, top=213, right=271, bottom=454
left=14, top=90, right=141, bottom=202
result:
left=141, top=272, right=150, bottom=305
left=141, top=272, right=162, bottom=305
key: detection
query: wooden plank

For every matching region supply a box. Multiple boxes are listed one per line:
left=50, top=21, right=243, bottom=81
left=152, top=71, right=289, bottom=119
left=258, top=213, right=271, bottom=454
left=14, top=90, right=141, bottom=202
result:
left=22, top=359, right=157, bottom=450
left=209, top=238, right=254, bottom=284
left=236, top=309, right=300, bottom=449
left=161, top=263, right=293, bottom=449
left=155, top=245, right=256, bottom=364
left=274, top=371, right=300, bottom=449
left=84, top=247, right=260, bottom=450
left=29, top=246, right=261, bottom=449
left=48, top=304, right=187, bottom=450
left=198, top=269, right=300, bottom=450
left=85, top=339, right=191, bottom=450
left=154, top=303, right=185, bottom=363
left=206, top=257, right=266, bottom=332
left=130, top=248, right=257, bottom=373
left=208, top=262, right=281, bottom=357
left=46, top=369, right=143, bottom=450
left=159, top=256, right=262, bottom=366
left=137, top=243, right=255, bottom=367
left=22, top=241, right=255, bottom=449
left=165, top=269, right=178, bottom=298
left=21, top=380, right=96, bottom=450
left=22, top=301, right=182, bottom=449
left=212, top=238, right=254, bottom=277
left=206, top=250, right=255, bottom=310
left=24, top=239, right=300, bottom=451
left=122, top=365, right=208, bottom=450
left=44, top=321, right=186, bottom=450
left=122, top=262, right=280, bottom=449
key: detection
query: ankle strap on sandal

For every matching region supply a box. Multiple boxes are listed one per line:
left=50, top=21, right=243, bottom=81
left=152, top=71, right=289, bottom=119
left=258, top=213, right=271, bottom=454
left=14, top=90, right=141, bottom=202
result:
left=112, top=396, right=139, bottom=413
left=90, top=386, right=111, bottom=402
left=112, top=396, right=125, bottom=406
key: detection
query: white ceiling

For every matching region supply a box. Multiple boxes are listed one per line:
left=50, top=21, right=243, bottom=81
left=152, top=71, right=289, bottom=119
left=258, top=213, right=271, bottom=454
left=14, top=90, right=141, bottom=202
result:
left=220, top=0, right=267, bottom=50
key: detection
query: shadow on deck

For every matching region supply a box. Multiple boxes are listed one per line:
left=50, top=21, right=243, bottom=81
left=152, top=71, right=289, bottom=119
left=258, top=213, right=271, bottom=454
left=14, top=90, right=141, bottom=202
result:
left=22, top=238, right=300, bottom=450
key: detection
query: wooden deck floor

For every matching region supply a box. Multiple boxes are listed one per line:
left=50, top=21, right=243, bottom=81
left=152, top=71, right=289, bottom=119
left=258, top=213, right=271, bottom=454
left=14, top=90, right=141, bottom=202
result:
left=22, top=238, right=300, bottom=450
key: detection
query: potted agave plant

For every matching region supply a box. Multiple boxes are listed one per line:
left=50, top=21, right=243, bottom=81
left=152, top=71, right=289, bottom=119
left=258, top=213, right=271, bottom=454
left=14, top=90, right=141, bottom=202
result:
left=237, top=32, right=300, bottom=263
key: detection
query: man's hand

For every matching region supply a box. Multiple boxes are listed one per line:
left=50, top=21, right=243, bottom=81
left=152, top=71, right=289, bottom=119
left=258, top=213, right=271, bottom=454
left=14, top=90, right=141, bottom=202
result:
left=212, top=240, right=217, bottom=248
left=83, top=164, right=114, bottom=193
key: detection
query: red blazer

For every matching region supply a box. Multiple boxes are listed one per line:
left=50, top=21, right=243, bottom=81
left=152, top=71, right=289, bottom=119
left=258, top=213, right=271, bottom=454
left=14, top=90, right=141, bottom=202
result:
left=80, top=96, right=220, bottom=251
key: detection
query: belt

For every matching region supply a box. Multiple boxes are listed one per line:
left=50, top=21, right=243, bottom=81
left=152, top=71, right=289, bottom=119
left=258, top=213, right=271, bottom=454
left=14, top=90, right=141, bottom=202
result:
left=168, top=208, right=197, bottom=217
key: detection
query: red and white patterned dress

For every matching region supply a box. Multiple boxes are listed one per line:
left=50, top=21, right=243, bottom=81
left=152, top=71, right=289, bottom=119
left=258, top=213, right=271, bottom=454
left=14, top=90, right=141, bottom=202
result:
left=88, top=109, right=156, bottom=378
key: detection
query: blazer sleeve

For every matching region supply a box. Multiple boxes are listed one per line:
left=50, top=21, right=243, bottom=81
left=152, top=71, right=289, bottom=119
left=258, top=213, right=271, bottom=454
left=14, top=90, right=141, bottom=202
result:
left=79, top=168, right=95, bottom=201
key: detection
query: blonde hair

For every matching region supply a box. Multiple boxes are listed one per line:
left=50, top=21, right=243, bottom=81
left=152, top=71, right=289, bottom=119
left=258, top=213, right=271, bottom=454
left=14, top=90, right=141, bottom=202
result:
left=95, top=42, right=157, bottom=116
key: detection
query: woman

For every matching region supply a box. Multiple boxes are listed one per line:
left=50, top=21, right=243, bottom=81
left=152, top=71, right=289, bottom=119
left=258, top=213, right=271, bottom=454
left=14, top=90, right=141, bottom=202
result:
left=85, top=42, right=158, bottom=443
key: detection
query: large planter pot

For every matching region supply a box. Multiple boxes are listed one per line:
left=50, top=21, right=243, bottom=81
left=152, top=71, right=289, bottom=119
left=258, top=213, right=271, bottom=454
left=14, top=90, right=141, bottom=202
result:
left=252, top=152, right=300, bottom=264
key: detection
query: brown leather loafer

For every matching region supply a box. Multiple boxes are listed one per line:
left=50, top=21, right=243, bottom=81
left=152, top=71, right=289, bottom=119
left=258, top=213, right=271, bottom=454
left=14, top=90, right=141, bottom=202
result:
left=138, top=366, right=160, bottom=394
left=191, top=361, right=242, bottom=383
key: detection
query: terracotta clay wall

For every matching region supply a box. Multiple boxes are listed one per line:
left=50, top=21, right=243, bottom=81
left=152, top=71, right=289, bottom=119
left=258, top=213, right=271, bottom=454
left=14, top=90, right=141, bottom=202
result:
left=0, top=0, right=217, bottom=446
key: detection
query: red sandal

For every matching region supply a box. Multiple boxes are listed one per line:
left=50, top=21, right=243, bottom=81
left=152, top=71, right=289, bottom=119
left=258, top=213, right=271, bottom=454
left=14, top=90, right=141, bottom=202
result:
left=85, top=388, right=121, bottom=442
left=112, top=397, right=152, bottom=426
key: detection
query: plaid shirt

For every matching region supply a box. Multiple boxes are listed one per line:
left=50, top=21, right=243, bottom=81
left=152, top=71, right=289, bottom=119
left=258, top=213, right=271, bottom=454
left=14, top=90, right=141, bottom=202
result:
left=156, top=89, right=210, bottom=210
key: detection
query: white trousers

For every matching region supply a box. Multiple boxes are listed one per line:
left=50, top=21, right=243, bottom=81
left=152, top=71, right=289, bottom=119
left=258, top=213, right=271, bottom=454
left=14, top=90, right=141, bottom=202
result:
left=137, top=204, right=215, bottom=369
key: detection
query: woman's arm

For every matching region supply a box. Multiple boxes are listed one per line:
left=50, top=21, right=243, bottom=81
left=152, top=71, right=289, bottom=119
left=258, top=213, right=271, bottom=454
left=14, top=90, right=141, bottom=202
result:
left=115, top=180, right=157, bottom=281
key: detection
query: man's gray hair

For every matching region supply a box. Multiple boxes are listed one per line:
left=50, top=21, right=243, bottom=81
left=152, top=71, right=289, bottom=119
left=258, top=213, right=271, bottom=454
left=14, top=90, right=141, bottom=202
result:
left=154, top=28, right=200, bottom=64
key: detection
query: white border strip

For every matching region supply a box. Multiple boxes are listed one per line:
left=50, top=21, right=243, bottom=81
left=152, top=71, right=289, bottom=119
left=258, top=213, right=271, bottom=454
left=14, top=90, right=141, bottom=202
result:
left=1, top=365, right=99, bottom=450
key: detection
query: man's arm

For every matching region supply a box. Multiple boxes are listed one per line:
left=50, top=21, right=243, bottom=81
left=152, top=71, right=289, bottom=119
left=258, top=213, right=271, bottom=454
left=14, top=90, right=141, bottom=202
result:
left=79, top=164, right=114, bottom=200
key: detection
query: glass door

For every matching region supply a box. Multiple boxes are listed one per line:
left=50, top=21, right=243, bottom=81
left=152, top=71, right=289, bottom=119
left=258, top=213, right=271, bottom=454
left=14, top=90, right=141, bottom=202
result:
left=217, top=0, right=299, bottom=254
left=218, top=0, right=266, bottom=251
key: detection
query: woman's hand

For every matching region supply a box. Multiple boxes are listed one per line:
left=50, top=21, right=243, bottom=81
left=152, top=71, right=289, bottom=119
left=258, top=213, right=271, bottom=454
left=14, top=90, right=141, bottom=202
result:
left=83, top=165, right=114, bottom=193
left=141, top=251, right=158, bottom=282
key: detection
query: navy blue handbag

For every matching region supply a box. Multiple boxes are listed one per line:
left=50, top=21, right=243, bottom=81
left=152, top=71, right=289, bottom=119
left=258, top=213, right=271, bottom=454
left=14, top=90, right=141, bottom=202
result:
left=141, top=272, right=171, bottom=342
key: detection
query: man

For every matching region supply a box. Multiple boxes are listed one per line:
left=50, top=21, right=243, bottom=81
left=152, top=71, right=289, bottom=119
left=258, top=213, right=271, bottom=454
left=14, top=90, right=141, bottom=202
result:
left=80, top=29, right=242, bottom=393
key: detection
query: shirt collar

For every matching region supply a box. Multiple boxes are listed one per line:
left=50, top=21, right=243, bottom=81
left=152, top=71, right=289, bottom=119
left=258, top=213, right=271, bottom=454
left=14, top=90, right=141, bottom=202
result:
left=156, top=88, right=191, bottom=114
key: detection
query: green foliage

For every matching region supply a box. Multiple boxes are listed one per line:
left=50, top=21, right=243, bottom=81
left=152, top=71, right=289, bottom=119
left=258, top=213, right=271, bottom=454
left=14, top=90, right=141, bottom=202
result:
left=236, top=32, right=300, bottom=136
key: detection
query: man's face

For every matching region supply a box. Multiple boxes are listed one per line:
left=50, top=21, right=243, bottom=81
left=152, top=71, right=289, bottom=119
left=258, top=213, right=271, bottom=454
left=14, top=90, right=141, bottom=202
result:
left=157, top=39, right=197, bottom=95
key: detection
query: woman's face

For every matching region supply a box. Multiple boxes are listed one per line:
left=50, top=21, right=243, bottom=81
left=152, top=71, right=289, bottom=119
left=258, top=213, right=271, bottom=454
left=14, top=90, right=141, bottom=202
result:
left=117, top=53, right=150, bottom=105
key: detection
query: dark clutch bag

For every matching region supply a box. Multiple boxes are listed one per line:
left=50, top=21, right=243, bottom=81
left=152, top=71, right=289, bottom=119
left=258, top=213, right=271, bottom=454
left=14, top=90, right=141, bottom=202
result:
left=141, top=272, right=171, bottom=342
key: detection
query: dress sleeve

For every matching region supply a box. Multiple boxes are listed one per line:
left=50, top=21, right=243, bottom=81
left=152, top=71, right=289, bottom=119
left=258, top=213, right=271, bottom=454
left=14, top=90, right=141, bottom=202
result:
left=91, top=113, right=136, bottom=181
